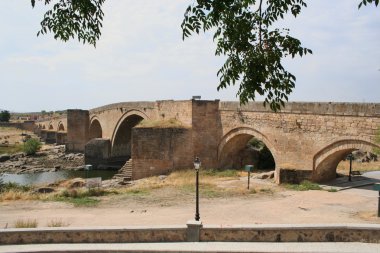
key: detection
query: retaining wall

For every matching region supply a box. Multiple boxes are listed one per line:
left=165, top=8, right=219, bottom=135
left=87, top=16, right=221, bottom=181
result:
left=0, top=224, right=379, bottom=245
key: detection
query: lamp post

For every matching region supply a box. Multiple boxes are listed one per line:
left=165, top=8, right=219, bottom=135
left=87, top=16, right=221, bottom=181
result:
left=194, top=157, right=201, bottom=221
left=347, top=153, right=353, bottom=182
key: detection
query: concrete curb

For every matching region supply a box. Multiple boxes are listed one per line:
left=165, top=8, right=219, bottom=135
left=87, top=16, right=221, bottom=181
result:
left=1, top=242, right=380, bottom=253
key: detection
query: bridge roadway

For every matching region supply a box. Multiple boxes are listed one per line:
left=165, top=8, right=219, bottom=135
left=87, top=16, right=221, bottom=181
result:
left=1, top=242, right=379, bottom=253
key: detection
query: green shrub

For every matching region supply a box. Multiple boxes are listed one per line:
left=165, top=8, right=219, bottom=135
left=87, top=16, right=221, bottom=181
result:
left=23, top=138, right=42, bottom=155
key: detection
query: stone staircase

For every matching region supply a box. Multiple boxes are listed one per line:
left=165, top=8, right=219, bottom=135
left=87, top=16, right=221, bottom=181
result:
left=112, top=159, right=133, bottom=182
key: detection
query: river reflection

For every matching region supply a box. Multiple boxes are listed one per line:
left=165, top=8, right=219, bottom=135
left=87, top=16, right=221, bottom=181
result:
left=0, top=170, right=117, bottom=186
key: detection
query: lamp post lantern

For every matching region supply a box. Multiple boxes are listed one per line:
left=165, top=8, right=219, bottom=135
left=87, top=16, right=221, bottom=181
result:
left=347, top=153, right=353, bottom=182
left=194, top=157, right=201, bottom=221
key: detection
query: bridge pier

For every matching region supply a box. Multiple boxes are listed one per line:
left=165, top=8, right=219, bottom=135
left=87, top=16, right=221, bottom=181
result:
left=66, top=109, right=89, bottom=153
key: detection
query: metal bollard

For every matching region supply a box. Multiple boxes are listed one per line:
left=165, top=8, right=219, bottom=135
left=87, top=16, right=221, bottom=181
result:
left=244, top=165, right=254, bottom=190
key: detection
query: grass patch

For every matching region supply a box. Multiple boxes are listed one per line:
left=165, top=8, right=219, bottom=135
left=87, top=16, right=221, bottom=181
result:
left=118, top=168, right=276, bottom=200
left=259, top=188, right=273, bottom=194
left=50, top=188, right=110, bottom=207
left=0, top=182, right=31, bottom=193
left=201, top=184, right=223, bottom=198
left=137, top=118, right=188, bottom=128
left=202, top=169, right=239, bottom=178
left=179, top=183, right=224, bottom=198
left=14, top=219, right=38, bottom=228
left=0, top=144, right=24, bottom=154
left=0, top=182, right=36, bottom=201
left=124, top=188, right=150, bottom=196
left=285, top=181, right=322, bottom=191
left=54, top=196, right=100, bottom=207
left=327, top=188, right=338, bottom=192
left=0, top=190, right=38, bottom=201
left=47, top=219, right=70, bottom=227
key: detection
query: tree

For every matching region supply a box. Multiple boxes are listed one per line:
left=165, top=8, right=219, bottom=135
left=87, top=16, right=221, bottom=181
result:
left=0, top=110, right=11, bottom=122
left=31, top=0, right=379, bottom=110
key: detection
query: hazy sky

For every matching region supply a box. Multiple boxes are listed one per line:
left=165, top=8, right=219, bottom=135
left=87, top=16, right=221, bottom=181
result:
left=0, top=1, right=379, bottom=112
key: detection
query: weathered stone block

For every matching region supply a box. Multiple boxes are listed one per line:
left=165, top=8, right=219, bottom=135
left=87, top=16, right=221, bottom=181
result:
left=84, top=138, right=111, bottom=169
left=278, top=168, right=312, bottom=184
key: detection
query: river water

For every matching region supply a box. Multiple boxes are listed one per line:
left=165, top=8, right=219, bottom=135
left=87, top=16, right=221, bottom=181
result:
left=0, top=170, right=117, bottom=186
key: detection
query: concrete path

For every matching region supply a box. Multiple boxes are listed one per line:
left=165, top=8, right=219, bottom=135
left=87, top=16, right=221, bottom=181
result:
left=1, top=242, right=380, bottom=253
left=320, top=171, right=380, bottom=191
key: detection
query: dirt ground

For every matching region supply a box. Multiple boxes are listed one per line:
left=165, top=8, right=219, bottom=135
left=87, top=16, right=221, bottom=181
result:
left=0, top=127, right=34, bottom=145
left=0, top=177, right=379, bottom=228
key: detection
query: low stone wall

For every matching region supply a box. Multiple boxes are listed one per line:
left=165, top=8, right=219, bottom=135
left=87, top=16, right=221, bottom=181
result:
left=220, top=101, right=380, bottom=117
left=277, top=168, right=313, bottom=184
left=0, top=224, right=379, bottom=245
left=0, top=121, right=35, bottom=132
left=0, top=226, right=187, bottom=245
left=201, top=224, right=380, bottom=243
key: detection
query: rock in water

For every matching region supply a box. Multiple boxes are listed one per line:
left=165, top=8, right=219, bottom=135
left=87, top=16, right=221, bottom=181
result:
left=0, top=154, right=10, bottom=162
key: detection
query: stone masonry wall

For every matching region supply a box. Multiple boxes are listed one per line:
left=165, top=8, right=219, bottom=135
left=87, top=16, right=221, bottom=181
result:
left=191, top=100, right=222, bottom=168
left=41, top=100, right=380, bottom=183
left=0, top=225, right=379, bottom=244
left=66, top=110, right=89, bottom=153
left=218, top=102, right=380, bottom=182
left=131, top=127, right=193, bottom=180
left=88, top=100, right=193, bottom=148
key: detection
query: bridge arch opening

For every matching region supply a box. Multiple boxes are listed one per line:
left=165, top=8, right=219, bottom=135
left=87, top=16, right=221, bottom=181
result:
left=89, top=119, right=102, bottom=139
left=111, top=114, right=144, bottom=160
left=48, top=124, right=54, bottom=130
left=218, top=128, right=276, bottom=171
left=313, top=139, right=379, bottom=182
left=58, top=123, right=65, bottom=132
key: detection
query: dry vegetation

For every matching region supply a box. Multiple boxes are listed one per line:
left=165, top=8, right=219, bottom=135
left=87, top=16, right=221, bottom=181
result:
left=0, top=169, right=276, bottom=207
left=1, top=163, right=378, bottom=208
left=116, top=169, right=275, bottom=201
left=0, top=127, right=33, bottom=144
left=14, top=219, right=38, bottom=228
left=337, top=160, right=380, bottom=173
left=0, top=126, right=37, bottom=154
left=137, top=118, right=189, bottom=128
left=46, top=219, right=70, bottom=227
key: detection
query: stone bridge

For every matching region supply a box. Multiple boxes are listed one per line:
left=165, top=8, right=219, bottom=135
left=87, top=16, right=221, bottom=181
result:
left=34, top=117, right=67, bottom=145
left=35, top=100, right=380, bottom=183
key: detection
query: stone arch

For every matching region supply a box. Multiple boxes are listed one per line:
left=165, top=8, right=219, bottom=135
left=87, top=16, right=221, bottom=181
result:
left=313, top=138, right=379, bottom=182
left=89, top=118, right=102, bottom=139
left=42, top=125, right=46, bottom=130
left=58, top=122, right=65, bottom=132
left=111, top=110, right=149, bottom=159
left=218, top=127, right=277, bottom=170
left=48, top=122, right=54, bottom=130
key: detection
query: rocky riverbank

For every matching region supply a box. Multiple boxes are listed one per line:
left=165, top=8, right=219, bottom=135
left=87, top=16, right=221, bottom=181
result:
left=0, top=145, right=84, bottom=174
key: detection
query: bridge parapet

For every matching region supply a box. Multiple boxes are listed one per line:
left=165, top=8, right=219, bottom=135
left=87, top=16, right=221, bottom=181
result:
left=220, top=101, right=380, bottom=117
